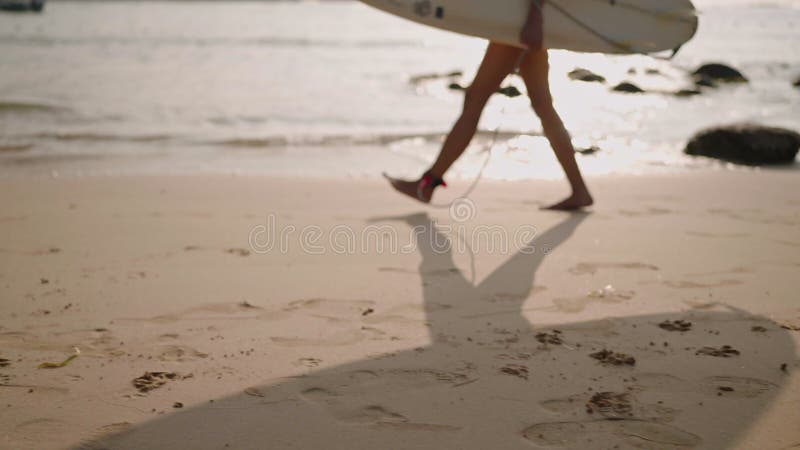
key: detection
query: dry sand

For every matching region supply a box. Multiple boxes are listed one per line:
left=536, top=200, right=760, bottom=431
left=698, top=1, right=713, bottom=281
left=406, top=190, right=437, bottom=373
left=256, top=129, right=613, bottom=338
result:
left=0, top=170, right=799, bottom=449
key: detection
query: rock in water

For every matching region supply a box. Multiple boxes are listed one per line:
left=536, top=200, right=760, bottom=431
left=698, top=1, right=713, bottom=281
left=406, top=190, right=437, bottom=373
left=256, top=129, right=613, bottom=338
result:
left=674, top=89, right=702, bottom=98
left=568, top=68, right=606, bottom=83
left=692, top=63, right=749, bottom=84
left=685, top=124, right=800, bottom=165
left=576, top=146, right=601, bottom=155
left=496, top=85, right=522, bottom=98
left=612, top=82, right=644, bottom=94
left=449, top=83, right=522, bottom=98
left=448, top=82, right=465, bottom=91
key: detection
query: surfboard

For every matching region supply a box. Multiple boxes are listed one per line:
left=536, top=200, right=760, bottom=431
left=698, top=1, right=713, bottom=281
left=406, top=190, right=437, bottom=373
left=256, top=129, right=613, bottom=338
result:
left=358, top=0, right=698, bottom=54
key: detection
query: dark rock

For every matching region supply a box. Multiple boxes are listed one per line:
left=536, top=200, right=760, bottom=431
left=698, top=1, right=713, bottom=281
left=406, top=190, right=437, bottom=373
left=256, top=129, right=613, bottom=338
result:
left=694, top=75, right=717, bottom=88
left=568, top=68, right=606, bottom=83
left=575, top=146, right=601, bottom=155
left=448, top=82, right=465, bottom=91
left=612, top=82, right=644, bottom=94
left=1, top=1, right=45, bottom=12
left=692, top=63, right=748, bottom=84
left=645, top=68, right=662, bottom=75
left=685, top=124, right=800, bottom=165
left=496, top=85, right=522, bottom=98
left=449, top=83, right=522, bottom=98
left=674, top=89, right=702, bottom=97
left=793, top=76, right=800, bottom=88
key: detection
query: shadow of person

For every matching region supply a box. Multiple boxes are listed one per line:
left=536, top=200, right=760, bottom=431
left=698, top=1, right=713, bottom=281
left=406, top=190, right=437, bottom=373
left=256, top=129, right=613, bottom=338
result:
left=87, top=213, right=795, bottom=450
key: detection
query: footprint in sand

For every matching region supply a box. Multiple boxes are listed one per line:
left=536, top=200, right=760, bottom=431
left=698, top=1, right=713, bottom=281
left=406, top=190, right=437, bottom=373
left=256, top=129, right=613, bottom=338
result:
left=484, top=289, right=546, bottom=303
left=630, top=373, right=777, bottom=399
left=685, top=231, right=750, bottom=239
left=347, top=368, right=466, bottom=389
left=0, top=330, right=92, bottom=353
left=361, top=303, right=452, bottom=326
left=342, top=405, right=408, bottom=425
left=663, top=280, right=742, bottom=289
left=707, top=208, right=798, bottom=227
left=300, top=386, right=407, bottom=424
left=683, top=267, right=753, bottom=277
left=699, top=376, right=777, bottom=398
left=523, top=419, right=701, bottom=448
left=283, top=298, right=376, bottom=318
left=83, top=422, right=133, bottom=445
left=155, top=345, right=209, bottom=362
left=300, top=386, right=340, bottom=406
left=53, top=328, right=115, bottom=350
left=378, top=267, right=417, bottom=275
left=6, top=418, right=71, bottom=448
left=568, top=262, right=659, bottom=276
left=618, top=207, right=673, bottom=218
left=297, top=367, right=472, bottom=403
left=540, top=394, right=585, bottom=414
left=631, top=373, right=694, bottom=394
left=540, top=392, right=679, bottom=422
left=0, top=383, right=70, bottom=395
left=298, top=371, right=463, bottom=431
left=545, top=289, right=635, bottom=314
left=379, top=266, right=467, bottom=278
left=294, top=357, right=322, bottom=368
left=270, top=326, right=386, bottom=347
left=119, top=301, right=268, bottom=324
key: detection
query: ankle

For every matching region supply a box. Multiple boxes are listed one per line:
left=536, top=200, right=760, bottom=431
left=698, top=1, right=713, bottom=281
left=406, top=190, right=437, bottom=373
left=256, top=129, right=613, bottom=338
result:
left=420, top=171, right=447, bottom=189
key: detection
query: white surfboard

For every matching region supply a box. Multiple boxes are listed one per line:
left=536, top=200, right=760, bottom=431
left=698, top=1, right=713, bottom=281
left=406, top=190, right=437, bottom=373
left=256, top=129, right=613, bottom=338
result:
left=358, top=0, right=698, bottom=54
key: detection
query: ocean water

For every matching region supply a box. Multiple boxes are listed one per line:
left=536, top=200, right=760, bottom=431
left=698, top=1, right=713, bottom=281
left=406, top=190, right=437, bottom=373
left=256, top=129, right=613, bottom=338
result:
left=0, top=0, right=798, bottom=179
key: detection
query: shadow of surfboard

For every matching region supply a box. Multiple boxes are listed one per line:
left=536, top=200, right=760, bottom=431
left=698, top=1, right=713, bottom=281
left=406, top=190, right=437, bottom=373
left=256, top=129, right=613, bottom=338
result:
left=83, top=212, right=795, bottom=450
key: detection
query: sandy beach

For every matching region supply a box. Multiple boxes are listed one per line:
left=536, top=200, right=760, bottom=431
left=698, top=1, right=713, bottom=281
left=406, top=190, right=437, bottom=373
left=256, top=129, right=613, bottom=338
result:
left=2, top=0, right=799, bottom=448
left=0, top=170, right=798, bottom=449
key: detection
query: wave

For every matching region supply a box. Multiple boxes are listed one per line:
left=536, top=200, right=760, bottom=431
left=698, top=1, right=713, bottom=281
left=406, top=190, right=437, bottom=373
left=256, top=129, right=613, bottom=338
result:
left=0, top=35, right=423, bottom=49
left=207, top=130, right=538, bottom=149
left=0, top=143, right=33, bottom=153
left=31, top=132, right=173, bottom=143
left=9, top=130, right=535, bottom=150
left=0, top=100, right=67, bottom=114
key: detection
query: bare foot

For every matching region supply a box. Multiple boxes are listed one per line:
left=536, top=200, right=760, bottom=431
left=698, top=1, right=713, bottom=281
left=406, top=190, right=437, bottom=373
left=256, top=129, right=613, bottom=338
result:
left=542, top=192, right=594, bottom=211
left=383, top=173, right=434, bottom=204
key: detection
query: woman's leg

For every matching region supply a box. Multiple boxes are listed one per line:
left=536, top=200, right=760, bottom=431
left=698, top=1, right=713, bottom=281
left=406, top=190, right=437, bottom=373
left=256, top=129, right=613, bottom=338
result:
left=518, top=49, right=593, bottom=210
left=428, top=43, right=524, bottom=178
left=386, top=42, right=524, bottom=203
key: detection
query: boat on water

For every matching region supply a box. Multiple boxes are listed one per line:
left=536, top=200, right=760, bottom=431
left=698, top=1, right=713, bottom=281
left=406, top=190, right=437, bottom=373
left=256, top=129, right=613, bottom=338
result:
left=0, top=0, right=45, bottom=12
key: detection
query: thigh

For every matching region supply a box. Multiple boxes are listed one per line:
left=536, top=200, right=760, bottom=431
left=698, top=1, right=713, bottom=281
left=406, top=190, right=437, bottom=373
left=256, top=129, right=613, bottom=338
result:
left=468, top=42, right=526, bottom=96
left=518, top=48, right=552, bottom=101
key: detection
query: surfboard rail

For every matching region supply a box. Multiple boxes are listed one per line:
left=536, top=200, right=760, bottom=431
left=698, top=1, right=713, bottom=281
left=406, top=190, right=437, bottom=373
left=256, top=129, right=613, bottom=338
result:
left=358, top=0, right=698, bottom=55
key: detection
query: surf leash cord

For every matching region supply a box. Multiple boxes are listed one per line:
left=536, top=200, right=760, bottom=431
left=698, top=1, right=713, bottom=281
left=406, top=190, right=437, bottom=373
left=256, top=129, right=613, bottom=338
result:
left=425, top=108, right=502, bottom=210
left=534, top=0, right=693, bottom=59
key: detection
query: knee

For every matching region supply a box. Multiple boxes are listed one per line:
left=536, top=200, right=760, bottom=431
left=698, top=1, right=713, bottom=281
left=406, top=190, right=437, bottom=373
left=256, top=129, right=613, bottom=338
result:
left=463, top=84, right=493, bottom=112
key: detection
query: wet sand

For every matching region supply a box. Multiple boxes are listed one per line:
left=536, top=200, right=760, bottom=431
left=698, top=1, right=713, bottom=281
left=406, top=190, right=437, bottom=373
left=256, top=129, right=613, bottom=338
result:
left=0, top=171, right=799, bottom=449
